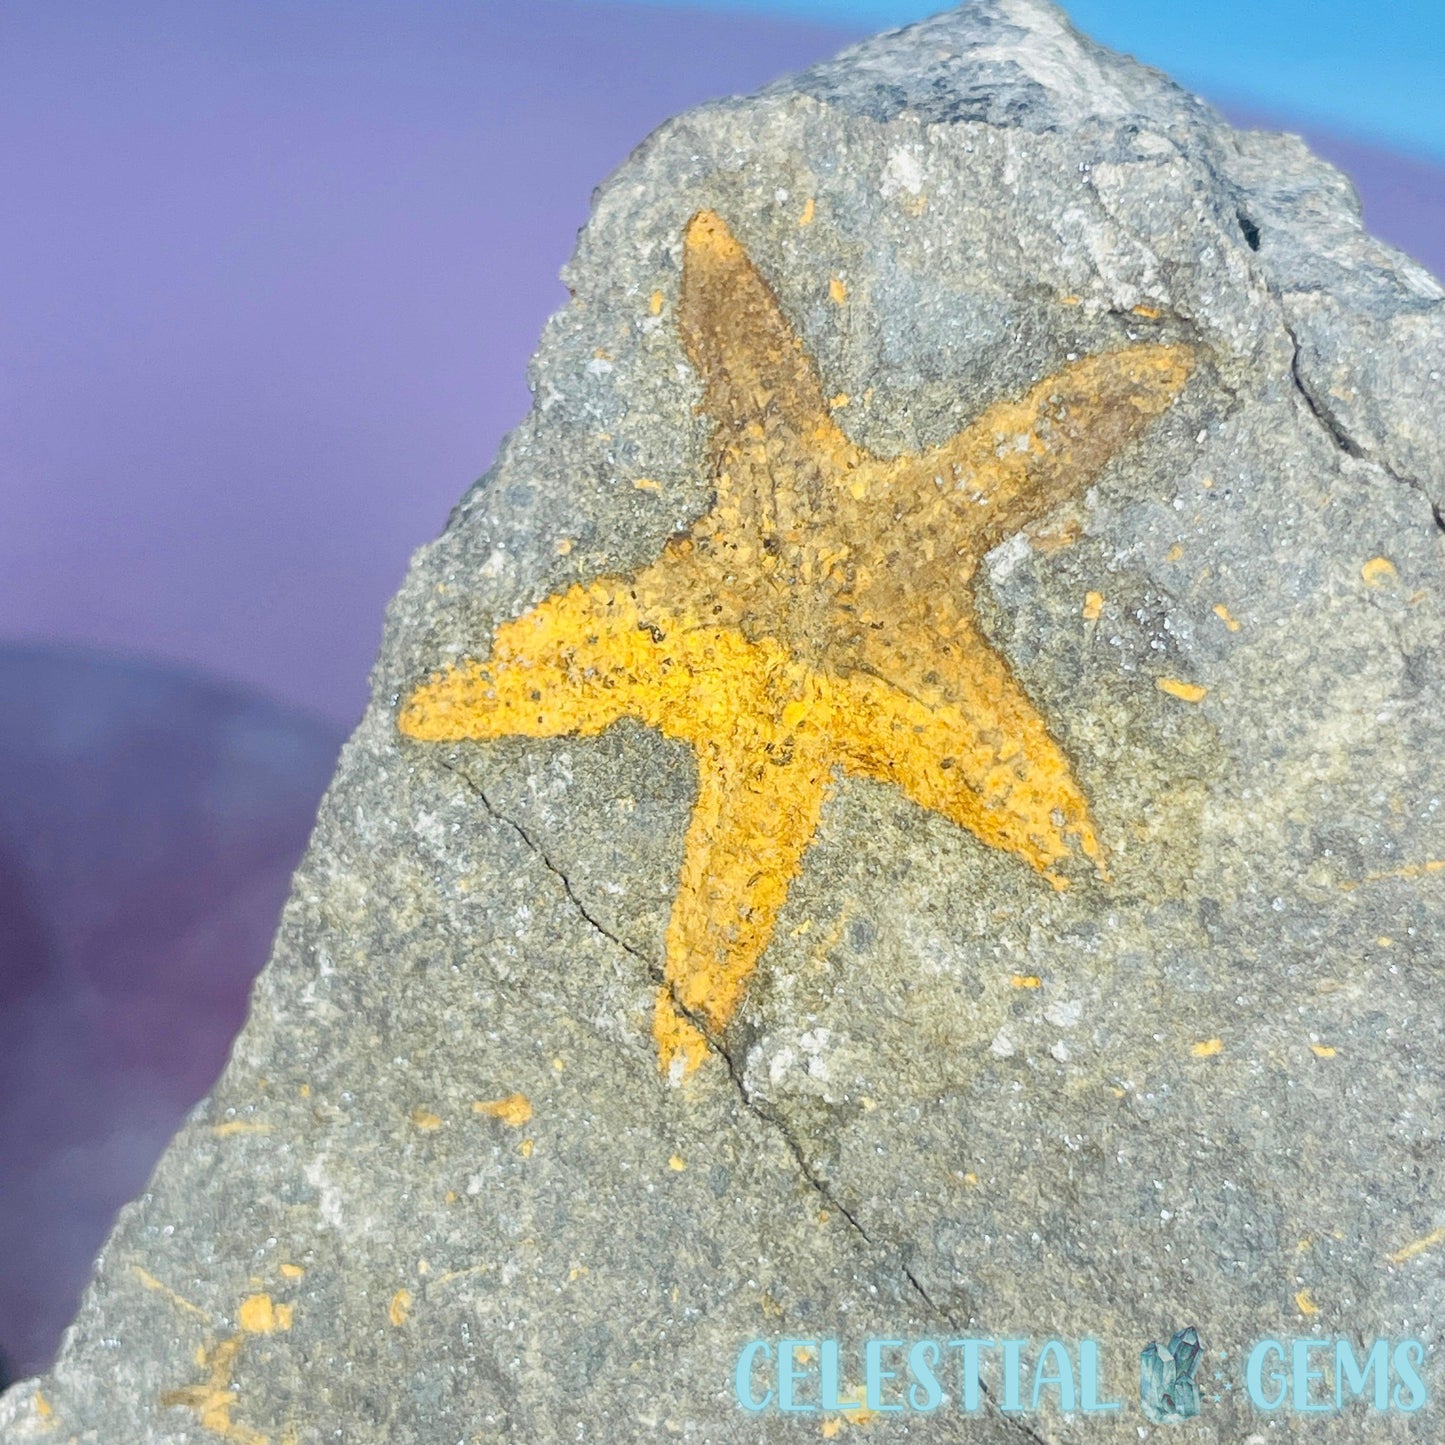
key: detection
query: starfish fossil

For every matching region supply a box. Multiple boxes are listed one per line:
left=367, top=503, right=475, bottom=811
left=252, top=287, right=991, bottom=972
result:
left=400, top=209, right=1193, bottom=1080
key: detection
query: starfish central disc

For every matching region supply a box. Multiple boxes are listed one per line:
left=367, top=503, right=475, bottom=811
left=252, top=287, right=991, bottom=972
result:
left=400, top=209, right=1194, bottom=1081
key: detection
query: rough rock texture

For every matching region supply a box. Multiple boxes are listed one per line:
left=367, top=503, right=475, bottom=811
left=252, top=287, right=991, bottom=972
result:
left=5, top=2, right=1445, bottom=1441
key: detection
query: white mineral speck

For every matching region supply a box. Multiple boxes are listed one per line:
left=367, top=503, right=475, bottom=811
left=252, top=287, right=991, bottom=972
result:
left=989, top=1030, right=1016, bottom=1059
left=880, top=146, right=924, bottom=198
left=1045, top=998, right=1083, bottom=1028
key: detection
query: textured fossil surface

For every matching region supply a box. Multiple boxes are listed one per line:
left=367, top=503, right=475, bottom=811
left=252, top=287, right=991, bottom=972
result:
left=4, top=2, right=1444, bottom=1441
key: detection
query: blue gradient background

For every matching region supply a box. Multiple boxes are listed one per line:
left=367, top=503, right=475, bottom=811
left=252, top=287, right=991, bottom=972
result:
left=0, top=0, right=1440, bottom=1383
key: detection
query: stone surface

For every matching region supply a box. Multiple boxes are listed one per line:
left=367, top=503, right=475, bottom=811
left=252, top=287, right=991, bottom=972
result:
left=5, top=1, right=1445, bottom=1440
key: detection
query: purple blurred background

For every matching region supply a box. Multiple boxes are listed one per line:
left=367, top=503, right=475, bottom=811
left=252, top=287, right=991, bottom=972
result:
left=1, top=0, right=1441, bottom=1381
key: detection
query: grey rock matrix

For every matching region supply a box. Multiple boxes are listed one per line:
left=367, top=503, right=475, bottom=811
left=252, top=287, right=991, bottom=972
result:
left=5, top=1, right=1443, bottom=1440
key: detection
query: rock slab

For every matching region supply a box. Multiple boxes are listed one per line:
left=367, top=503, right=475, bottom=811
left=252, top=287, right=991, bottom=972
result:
left=5, top=2, right=1445, bottom=1441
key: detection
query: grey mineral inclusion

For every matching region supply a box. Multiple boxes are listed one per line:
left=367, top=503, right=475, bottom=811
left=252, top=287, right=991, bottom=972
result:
left=4, top=1, right=1445, bottom=1441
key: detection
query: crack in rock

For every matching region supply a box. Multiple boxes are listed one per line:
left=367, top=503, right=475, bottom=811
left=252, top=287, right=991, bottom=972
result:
left=1285, top=326, right=1365, bottom=461
left=441, top=754, right=1063, bottom=1445
left=442, top=757, right=642, bottom=963
left=1282, top=320, right=1439, bottom=524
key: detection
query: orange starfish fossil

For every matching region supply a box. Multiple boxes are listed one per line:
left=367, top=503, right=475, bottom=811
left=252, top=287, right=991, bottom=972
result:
left=399, top=209, right=1193, bottom=1081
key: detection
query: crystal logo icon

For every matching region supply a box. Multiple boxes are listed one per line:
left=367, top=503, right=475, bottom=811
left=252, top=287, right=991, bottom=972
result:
left=1140, top=1327, right=1203, bottom=1423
